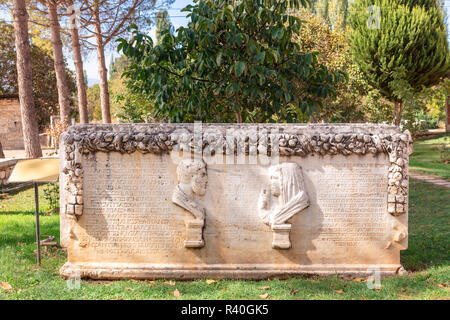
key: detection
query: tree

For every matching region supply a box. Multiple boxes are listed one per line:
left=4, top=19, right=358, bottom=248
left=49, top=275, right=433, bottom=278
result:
left=86, top=83, right=102, bottom=120
left=348, top=0, right=450, bottom=125
left=293, top=8, right=366, bottom=122
left=3, top=1, right=86, bottom=125
left=0, top=20, right=76, bottom=129
left=66, top=0, right=89, bottom=123
left=314, top=0, right=329, bottom=23
left=328, top=0, right=348, bottom=30
left=77, top=0, right=173, bottom=123
left=311, top=0, right=348, bottom=30
left=118, top=0, right=343, bottom=123
left=33, top=0, right=72, bottom=127
left=108, top=55, right=159, bottom=122
left=12, top=0, right=42, bottom=158
left=155, top=9, right=173, bottom=44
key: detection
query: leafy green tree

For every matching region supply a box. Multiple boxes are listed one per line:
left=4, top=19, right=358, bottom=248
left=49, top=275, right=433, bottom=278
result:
left=0, top=20, right=76, bottom=129
left=109, top=55, right=158, bottom=122
left=86, top=84, right=102, bottom=120
left=348, top=0, right=450, bottom=125
left=118, top=0, right=344, bottom=123
left=293, top=8, right=365, bottom=122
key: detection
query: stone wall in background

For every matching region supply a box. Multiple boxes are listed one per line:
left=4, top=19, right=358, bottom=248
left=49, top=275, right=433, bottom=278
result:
left=0, top=96, right=24, bottom=150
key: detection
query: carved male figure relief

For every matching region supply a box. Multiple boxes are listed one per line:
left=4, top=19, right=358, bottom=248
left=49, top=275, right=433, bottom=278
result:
left=172, top=159, right=208, bottom=248
left=258, top=162, right=309, bottom=249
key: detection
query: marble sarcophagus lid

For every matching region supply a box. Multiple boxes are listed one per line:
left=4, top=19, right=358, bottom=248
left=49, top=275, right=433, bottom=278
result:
left=59, top=123, right=412, bottom=279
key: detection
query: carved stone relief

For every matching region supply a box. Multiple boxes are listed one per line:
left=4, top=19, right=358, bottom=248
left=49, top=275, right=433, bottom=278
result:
left=59, top=124, right=412, bottom=279
left=61, top=125, right=412, bottom=220
left=172, top=158, right=208, bottom=248
left=385, top=220, right=408, bottom=249
left=258, top=163, right=310, bottom=249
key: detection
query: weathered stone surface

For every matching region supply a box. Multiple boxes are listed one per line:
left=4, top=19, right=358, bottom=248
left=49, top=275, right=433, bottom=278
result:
left=0, top=159, right=18, bottom=185
left=59, top=124, right=412, bottom=279
left=0, top=97, right=24, bottom=150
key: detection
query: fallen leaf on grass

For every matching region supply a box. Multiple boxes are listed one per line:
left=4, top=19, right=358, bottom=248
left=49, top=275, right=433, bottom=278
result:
left=0, top=282, right=12, bottom=290
left=289, top=289, right=299, bottom=295
left=174, top=289, right=182, bottom=297
left=164, top=281, right=176, bottom=286
left=206, top=279, right=217, bottom=285
left=124, top=287, right=132, bottom=291
left=352, top=278, right=366, bottom=283
left=258, top=286, right=270, bottom=290
left=397, top=293, right=413, bottom=300
left=259, top=293, right=269, bottom=299
left=335, top=289, right=344, bottom=294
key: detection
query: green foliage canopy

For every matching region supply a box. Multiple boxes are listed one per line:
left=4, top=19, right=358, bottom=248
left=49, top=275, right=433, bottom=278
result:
left=118, top=0, right=344, bottom=123
left=348, top=0, right=450, bottom=103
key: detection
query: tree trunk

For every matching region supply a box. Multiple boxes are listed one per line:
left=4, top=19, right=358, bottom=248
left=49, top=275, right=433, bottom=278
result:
left=235, top=110, right=242, bottom=123
left=393, top=101, right=403, bottom=126
left=316, top=0, right=329, bottom=23
left=47, top=1, right=71, bottom=127
left=12, top=0, right=42, bottom=158
left=336, top=0, right=348, bottom=30
left=0, top=140, right=5, bottom=158
left=69, top=3, right=88, bottom=124
left=446, top=95, right=450, bottom=132
left=93, top=8, right=111, bottom=123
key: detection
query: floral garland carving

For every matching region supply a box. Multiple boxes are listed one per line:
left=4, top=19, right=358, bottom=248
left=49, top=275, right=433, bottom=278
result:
left=62, top=129, right=412, bottom=219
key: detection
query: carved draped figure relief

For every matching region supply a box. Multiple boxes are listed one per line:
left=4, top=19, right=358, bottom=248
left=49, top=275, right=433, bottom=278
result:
left=258, top=163, right=310, bottom=249
left=171, top=159, right=208, bottom=248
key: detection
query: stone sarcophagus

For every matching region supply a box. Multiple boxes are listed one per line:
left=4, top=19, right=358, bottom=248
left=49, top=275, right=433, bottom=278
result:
left=59, top=124, right=412, bottom=279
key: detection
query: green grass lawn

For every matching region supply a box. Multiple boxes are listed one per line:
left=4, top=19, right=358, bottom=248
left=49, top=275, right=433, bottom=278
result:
left=410, top=134, right=450, bottom=179
left=0, top=180, right=449, bottom=300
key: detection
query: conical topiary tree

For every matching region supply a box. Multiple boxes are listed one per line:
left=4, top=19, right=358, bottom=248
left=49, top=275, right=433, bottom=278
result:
left=348, top=0, right=450, bottom=125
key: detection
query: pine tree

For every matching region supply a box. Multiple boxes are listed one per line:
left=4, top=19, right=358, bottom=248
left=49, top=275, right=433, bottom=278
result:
left=348, top=0, right=450, bottom=125
left=12, top=0, right=43, bottom=158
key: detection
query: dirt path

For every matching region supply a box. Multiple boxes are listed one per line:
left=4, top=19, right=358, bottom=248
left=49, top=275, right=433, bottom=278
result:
left=409, top=170, right=450, bottom=188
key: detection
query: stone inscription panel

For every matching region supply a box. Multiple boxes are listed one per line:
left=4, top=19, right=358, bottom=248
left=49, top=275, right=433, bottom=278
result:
left=316, top=162, right=388, bottom=246
left=288, top=155, right=397, bottom=265
left=71, top=152, right=186, bottom=262
left=68, top=152, right=399, bottom=266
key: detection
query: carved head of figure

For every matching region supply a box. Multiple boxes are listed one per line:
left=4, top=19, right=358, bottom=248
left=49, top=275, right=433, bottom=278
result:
left=268, top=163, right=306, bottom=203
left=268, top=166, right=282, bottom=197
left=177, top=159, right=208, bottom=196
